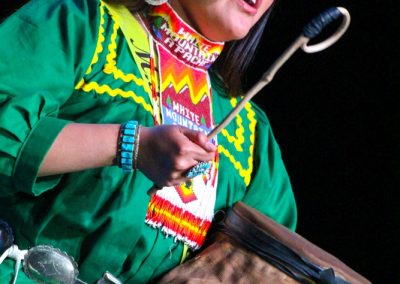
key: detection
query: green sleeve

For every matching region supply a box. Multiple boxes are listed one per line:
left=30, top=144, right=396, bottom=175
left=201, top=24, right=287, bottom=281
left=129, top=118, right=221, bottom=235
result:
left=243, top=103, right=298, bottom=231
left=0, top=0, right=100, bottom=196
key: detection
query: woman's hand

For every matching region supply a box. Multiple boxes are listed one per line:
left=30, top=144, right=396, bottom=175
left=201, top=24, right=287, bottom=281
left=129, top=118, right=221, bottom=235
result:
left=138, top=125, right=217, bottom=187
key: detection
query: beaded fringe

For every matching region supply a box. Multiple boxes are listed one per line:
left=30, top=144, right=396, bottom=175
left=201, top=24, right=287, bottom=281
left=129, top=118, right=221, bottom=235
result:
left=145, top=194, right=213, bottom=250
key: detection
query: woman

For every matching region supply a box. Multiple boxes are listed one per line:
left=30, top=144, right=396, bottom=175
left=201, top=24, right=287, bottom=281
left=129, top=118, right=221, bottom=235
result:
left=0, top=0, right=297, bottom=282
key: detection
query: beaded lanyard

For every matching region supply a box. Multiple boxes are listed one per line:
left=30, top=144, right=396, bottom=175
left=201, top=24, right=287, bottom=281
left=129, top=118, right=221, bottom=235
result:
left=143, top=3, right=224, bottom=250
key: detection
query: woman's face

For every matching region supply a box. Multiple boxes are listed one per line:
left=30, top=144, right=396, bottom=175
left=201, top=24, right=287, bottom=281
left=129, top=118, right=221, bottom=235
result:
left=169, top=0, right=274, bottom=42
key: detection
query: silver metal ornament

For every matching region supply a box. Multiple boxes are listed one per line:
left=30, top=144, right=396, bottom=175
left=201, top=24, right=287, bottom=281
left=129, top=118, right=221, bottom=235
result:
left=145, top=0, right=168, bottom=6
left=23, top=245, right=81, bottom=284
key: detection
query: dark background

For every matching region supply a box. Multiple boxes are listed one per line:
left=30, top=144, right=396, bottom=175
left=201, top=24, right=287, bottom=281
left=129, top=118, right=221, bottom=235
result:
left=246, top=1, right=399, bottom=283
left=1, top=1, right=399, bottom=283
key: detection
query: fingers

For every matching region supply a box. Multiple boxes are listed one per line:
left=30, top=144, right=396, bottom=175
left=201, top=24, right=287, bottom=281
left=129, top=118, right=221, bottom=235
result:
left=179, top=127, right=217, bottom=152
left=149, top=158, right=195, bottom=188
left=136, top=125, right=216, bottom=188
left=177, top=126, right=217, bottom=163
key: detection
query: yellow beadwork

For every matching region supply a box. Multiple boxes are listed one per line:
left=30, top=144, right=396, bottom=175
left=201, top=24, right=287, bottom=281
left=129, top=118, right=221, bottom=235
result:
left=161, top=73, right=209, bottom=105
left=148, top=202, right=207, bottom=237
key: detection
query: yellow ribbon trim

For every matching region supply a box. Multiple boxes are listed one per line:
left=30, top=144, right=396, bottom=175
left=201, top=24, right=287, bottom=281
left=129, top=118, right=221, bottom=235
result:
left=86, top=1, right=106, bottom=75
left=218, top=101, right=256, bottom=186
left=103, top=11, right=148, bottom=89
left=180, top=245, right=190, bottom=264
left=103, top=2, right=153, bottom=96
left=80, top=80, right=153, bottom=113
left=74, top=1, right=105, bottom=89
left=221, top=97, right=245, bottom=152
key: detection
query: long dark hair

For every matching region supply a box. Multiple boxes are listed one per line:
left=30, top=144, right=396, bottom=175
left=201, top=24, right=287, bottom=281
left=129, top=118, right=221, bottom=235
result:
left=213, top=9, right=273, bottom=96
left=108, top=0, right=274, bottom=97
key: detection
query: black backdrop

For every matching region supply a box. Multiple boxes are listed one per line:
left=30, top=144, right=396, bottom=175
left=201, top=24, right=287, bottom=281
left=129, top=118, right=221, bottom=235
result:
left=1, top=1, right=399, bottom=283
left=247, top=1, right=400, bottom=283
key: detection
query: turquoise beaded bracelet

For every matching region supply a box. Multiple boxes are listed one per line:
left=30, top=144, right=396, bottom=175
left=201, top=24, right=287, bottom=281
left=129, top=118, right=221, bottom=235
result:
left=117, top=120, right=139, bottom=172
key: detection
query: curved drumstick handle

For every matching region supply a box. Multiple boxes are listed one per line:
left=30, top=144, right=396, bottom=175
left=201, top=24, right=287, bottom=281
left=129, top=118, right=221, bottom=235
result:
left=207, top=7, right=351, bottom=140
left=302, top=7, right=351, bottom=53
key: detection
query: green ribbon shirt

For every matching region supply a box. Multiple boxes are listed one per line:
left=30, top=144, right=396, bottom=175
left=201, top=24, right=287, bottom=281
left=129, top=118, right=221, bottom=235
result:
left=0, top=0, right=297, bottom=283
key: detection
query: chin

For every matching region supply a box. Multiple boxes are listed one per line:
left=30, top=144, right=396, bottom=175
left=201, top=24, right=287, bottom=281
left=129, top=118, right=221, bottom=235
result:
left=230, top=30, right=250, bottom=40
left=206, top=26, right=251, bottom=42
left=224, top=29, right=251, bottom=41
